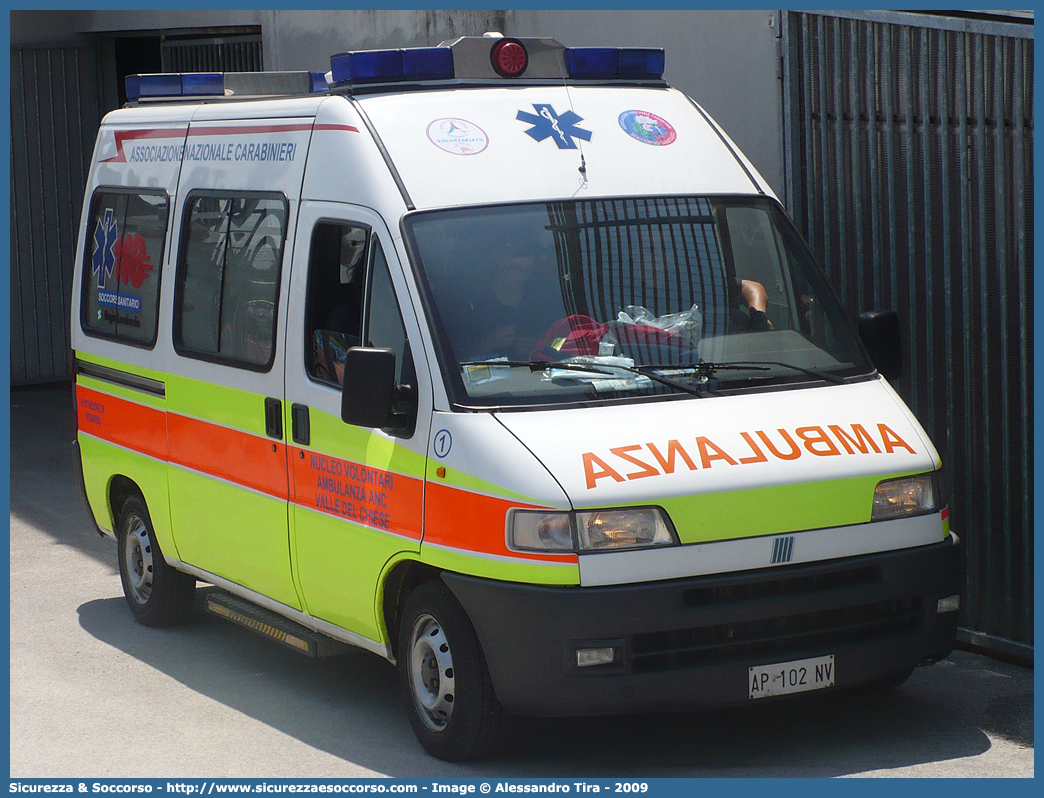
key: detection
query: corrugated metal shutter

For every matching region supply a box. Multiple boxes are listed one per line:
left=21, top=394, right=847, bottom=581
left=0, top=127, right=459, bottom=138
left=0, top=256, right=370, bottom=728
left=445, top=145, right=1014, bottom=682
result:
left=11, top=46, right=102, bottom=385
left=782, top=11, right=1033, bottom=657
left=161, top=34, right=263, bottom=73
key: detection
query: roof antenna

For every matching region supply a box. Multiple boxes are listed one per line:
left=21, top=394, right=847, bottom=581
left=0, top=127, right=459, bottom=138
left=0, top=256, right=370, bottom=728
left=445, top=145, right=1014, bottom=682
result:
left=556, top=52, right=589, bottom=187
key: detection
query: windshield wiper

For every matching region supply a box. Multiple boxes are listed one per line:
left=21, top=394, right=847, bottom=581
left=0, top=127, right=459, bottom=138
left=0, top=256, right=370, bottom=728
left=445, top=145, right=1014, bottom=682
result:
left=460, top=359, right=616, bottom=376
left=641, top=360, right=845, bottom=385
left=723, top=360, right=847, bottom=385
left=637, top=359, right=848, bottom=387
left=460, top=358, right=704, bottom=396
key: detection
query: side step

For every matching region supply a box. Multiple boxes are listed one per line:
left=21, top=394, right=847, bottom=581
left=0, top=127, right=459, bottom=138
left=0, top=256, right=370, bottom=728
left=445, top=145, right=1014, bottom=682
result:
left=203, top=589, right=350, bottom=658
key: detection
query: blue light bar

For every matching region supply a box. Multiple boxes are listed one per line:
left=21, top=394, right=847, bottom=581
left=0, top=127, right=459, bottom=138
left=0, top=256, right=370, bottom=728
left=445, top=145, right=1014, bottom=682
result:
left=330, top=47, right=453, bottom=86
left=182, top=73, right=224, bottom=96
left=564, top=48, right=618, bottom=79
left=126, top=73, right=180, bottom=101
left=403, top=47, right=454, bottom=80
left=126, top=73, right=226, bottom=101
left=619, top=48, right=665, bottom=79
left=565, top=47, right=665, bottom=80
left=310, top=72, right=330, bottom=93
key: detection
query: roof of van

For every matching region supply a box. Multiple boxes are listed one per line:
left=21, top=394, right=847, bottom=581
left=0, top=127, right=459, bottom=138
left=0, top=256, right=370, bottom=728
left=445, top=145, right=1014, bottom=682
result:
left=104, top=37, right=775, bottom=212
left=350, top=84, right=772, bottom=210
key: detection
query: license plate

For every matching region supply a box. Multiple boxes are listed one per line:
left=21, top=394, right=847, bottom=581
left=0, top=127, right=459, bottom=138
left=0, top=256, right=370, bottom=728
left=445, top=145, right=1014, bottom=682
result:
left=748, top=654, right=835, bottom=699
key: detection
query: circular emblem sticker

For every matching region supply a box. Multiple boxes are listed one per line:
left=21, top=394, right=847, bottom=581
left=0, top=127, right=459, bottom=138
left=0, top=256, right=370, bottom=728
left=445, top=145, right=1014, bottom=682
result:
left=426, top=118, right=489, bottom=155
left=433, top=429, right=453, bottom=458
left=618, top=110, right=677, bottom=146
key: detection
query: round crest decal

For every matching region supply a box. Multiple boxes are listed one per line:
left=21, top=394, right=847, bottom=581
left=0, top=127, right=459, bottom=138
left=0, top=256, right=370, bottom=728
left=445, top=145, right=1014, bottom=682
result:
left=618, top=110, right=677, bottom=146
left=426, top=118, right=489, bottom=155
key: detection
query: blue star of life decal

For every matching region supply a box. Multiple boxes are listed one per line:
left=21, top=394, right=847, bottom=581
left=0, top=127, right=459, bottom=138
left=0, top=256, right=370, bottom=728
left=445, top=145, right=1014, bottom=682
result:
left=516, top=104, right=592, bottom=150
left=92, top=208, right=118, bottom=289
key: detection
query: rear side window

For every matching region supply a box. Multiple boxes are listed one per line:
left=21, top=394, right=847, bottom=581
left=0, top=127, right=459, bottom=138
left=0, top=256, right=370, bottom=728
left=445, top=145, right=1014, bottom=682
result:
left=80, top=189, right=168, bottom=347
left=175, top=192, right=287, bottom=370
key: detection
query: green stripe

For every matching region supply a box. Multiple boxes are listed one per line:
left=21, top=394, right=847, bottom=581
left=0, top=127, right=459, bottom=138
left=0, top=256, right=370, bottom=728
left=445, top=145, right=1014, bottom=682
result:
left=169, top=466, right=301, bottom=608
left=76, top=373, right=166, bottom=411
left=434, top=463, right=550, bottom=505
left=307, top=407, right=427, bottom=480
left=421, top=544, right=579, bottom=586
left=78, top=433, right=181, bottom=559
left=657, top=471, right=927, bottom=544
left=294, top=509, right=420, bottom=640
left=165, top=374, right=268, bottom=436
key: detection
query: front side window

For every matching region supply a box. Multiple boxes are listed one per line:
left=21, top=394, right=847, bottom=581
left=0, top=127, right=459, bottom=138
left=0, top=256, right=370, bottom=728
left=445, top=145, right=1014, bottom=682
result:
left=305, top=223, right=414, bottom=390
left=404, top=196, right=871, bottom=408
left=305, top=221, right=369, bottom=386
left=175, top=193, right=286, bottom=369
left=81, top=190, right=168, bottom=346
left=365, top=239, right=413, bottom=395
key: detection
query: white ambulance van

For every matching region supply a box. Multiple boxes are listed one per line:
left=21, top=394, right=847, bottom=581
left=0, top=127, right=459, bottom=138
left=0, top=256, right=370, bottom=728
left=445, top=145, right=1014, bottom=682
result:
left=72, top=34, right=960, bottom=760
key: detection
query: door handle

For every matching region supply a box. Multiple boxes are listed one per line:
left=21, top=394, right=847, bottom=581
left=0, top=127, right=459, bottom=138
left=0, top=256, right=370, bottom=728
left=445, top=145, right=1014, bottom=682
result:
left=291, top=403, right=311, bottom=446
left=264, top=397, right=283, bottom=439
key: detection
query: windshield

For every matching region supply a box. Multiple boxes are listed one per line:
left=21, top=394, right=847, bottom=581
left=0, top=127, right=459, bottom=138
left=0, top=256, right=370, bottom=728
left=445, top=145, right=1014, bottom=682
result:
left=404, top=196, right=872, bottom=408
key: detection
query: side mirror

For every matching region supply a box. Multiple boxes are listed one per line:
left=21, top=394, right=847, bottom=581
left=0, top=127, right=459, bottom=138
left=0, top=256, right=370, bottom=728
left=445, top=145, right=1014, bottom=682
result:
left=858, top=310, right=903, bottom=381
left=341, top=347, right=397, bottom=428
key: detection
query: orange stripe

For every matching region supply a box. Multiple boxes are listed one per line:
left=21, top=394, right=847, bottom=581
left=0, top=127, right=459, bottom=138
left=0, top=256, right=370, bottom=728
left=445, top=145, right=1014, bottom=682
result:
left=166, top=413, right=288, bottom=500
left=75, top=384, right=566, bottom=560
left=424, top=482, right=577, bottom=564
left=76, top=384, right=167, bottom=460
left=290, top=447, right=423, bottom=540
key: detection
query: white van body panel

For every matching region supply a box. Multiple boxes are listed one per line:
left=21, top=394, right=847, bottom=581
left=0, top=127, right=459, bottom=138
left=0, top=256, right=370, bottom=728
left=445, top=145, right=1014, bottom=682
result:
left=358, top=86, right=772, bottom=209
left=300, top=96, right=413, bottom=215
left=495, top=379, right=939, bottom=506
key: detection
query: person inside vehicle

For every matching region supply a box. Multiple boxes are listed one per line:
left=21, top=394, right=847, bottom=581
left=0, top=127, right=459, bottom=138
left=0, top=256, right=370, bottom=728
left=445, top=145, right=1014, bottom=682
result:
left=470, top=242, right=559, bottom=361
left=310, top=225, right=367, bottom=385
left=740, top=278, right=775, bottom=332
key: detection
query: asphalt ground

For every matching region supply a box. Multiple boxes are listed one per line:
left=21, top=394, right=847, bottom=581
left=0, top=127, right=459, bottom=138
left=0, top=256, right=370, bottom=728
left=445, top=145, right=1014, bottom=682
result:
left=9, top=385, right=1034, bottom=777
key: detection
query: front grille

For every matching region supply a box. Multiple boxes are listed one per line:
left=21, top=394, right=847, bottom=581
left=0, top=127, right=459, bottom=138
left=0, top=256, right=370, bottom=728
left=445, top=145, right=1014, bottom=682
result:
left=632, top=596, right=922, bottom=672
left=683, top=565, right=881, bottom=606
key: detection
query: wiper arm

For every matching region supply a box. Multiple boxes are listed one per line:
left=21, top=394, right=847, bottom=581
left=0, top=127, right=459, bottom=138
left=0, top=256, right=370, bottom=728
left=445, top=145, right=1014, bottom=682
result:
left=724, top=360, right=847, bottom=385
left=460, top=358, right=704, bottom=396
left=659, top=360, right=845, bottom=385
left=622, top=364, right=706, bottom=397
left=637, top=360, right=846, bottom=387
left=640, top=361, right=769, bottom=376
left=459, top=359, right=617, bottom=376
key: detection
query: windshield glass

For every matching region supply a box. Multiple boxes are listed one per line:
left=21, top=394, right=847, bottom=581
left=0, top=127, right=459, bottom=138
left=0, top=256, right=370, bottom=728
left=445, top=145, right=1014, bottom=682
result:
left=405, top=196, right=872, bottom=408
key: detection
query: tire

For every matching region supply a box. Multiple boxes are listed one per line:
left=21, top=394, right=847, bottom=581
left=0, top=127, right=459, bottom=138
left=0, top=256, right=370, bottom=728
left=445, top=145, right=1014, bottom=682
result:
left=398, top=579, right=504, bottom=761
left=116, top=496, right=196, bottom=627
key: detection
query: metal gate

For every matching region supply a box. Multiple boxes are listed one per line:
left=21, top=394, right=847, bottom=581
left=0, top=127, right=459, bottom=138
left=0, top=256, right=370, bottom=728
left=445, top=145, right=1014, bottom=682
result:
left=161, top=33, right=263, bottom=73
left=781, top=11, right=1033, bottom=657
left=11, top=45, right=103, bottom=385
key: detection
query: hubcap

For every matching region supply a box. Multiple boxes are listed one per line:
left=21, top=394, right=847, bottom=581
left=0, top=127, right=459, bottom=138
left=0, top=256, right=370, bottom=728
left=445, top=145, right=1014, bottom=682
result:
left=408, top=613, right=455, bottom=732
left=122, top=516, right=154, bottom=605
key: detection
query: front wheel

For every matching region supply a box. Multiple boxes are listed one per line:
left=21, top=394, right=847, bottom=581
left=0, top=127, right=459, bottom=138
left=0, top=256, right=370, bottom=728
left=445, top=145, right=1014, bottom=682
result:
left=398, top=579, right=504, bottom=761
left=116, top=496, right=195, bottom=627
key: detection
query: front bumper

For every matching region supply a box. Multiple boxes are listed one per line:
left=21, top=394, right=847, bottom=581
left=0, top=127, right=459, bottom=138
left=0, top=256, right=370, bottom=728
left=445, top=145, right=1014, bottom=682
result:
left=443, top=535, right=960, bottom=717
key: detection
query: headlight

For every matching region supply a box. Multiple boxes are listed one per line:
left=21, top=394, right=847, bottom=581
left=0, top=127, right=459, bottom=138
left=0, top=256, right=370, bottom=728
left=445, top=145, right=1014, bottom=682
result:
left=871, top=472, right=938, bottom=521
left=576, top=508, right=675, bottom=551
left=508, top=510, right=574, bottom=552
left=508, top=507, right=676, bottom=553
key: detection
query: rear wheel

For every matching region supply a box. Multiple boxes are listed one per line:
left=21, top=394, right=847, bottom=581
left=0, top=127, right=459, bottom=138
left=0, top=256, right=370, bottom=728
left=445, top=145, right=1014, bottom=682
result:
left=116, top=496, right=195, bottom=627
left=398, top=579, right=504, bottom=761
